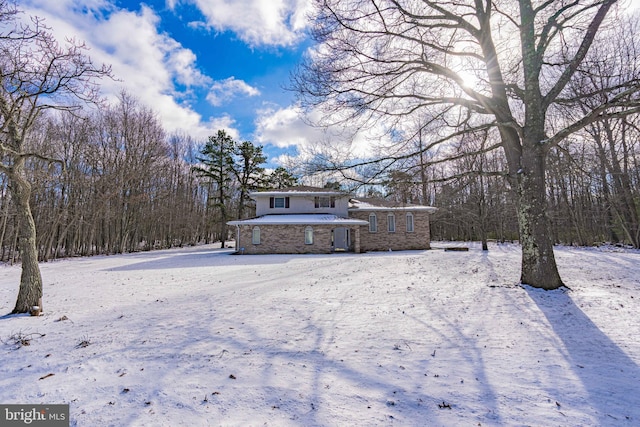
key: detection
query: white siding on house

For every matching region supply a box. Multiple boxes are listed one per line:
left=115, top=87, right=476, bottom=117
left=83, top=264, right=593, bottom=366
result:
left=254, top=194, right=349, bottom=216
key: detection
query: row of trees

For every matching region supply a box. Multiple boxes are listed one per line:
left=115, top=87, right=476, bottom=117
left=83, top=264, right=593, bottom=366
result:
left=15, top=94, right=638, bottom=266
left=377, top=113, right=640, bottom=251
left=0, top=94, right=298, bottom=263
left=8, top=91, right=637, bottom=265
left=0, top=92, right=298, bottom=314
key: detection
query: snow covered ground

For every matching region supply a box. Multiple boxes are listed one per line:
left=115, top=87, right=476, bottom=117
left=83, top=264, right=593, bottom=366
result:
left=0, top=242, right=639, bottom=426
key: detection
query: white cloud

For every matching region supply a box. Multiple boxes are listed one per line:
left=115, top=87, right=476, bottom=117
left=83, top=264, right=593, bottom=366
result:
left=206, top=77, right=260, bottom=107
left=254, top=104, right=316, bottom=148
left=205, top=114, right=241, bottom=140
left=166, top=47, right=210, bottom=88
left=19, top=0, right=223, bottom=140
left=254, top=103, right=394, bottom=165
left=183, top=0, right=312, bottom=47
left=17, top=0, right=309, bottom=146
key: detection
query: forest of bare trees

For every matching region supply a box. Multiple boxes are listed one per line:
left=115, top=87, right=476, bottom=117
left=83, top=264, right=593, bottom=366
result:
left=0, top=92, right=301, bottom=263
left=380, top=115, right=640, bottom=250
left=1, top=2, right=638, bottom=264
left=8, top=89, right=635, bottom=265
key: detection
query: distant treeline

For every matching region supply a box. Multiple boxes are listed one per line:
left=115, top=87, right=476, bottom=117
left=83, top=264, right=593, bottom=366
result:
left=1, top=94, right=638, bottom=263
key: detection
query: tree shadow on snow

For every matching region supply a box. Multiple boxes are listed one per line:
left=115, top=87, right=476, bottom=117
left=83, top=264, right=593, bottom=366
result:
left=107, top=248, right=300, bottom=271
left=49, top=293, right=455, bottom=426
left=525, top=287, right=639, bottom=424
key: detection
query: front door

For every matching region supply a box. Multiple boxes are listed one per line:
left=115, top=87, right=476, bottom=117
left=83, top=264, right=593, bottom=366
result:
left=333, top=227, right=350, bottom=252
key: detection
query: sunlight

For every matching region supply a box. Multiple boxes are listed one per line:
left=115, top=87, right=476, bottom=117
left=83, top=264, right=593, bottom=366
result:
left=457, top=69, right=482, bottom=91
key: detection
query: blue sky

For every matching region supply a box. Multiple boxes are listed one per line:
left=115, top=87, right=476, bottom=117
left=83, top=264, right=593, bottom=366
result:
left=20, top=0, right=321, bottom=167
left=18, top=0, right=640, bottom=173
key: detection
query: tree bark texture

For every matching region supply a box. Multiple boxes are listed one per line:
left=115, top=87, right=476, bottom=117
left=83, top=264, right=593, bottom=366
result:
left=10, top=165, right=44, bottom=314
left=515, top=147, right=564, bottom=289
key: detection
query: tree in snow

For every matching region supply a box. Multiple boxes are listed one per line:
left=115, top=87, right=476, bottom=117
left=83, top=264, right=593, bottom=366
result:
left=0, top=1, right=111, bottom=313
left=232, top=140, right=267, bottom=219
left=192, top=130, right=236, bottom=246
left=293, top=0, right=640, bottom=289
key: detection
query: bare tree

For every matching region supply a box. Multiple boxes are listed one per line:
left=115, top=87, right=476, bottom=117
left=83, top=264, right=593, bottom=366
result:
left=0, top=1, right=111, bottom=313
left=569, top=16, right=640, bottom=248
left=23, top=104, right=209, bottom=259
left=294, top=0, right=640, bottom=289
left=97, top=92, right=168, bottom=253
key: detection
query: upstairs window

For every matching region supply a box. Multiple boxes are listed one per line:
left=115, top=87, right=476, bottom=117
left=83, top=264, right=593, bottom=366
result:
left=368, top=213, right=377, bottom=233
left=406, top=213, right=414, bottom=233
left=388, top=213, right=396, bottom=233
left=314, top=196, right=336, bottom=208
left=270, top=196, right=290, bottom=208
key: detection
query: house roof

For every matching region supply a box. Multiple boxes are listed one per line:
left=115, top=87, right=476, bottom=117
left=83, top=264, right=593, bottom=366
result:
left=249, top=186, right=346, bottom=198
left=228, top=214, right=369, bottom=226
left=349, top=197, right=437, bottom=213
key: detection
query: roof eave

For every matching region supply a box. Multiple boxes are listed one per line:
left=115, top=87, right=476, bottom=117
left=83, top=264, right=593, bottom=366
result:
left=228, top=214, right=369, bottom=226
left=349, top=206, right=438, bottom=213
left=249, top=191, right=346, bottom=198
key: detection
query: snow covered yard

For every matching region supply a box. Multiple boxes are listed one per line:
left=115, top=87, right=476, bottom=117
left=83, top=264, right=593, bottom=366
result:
left=0, top=243, right=638, bottom=427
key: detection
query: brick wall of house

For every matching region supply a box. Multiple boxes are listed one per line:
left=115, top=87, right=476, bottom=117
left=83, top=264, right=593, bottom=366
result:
left=349, top=210, right=432, bottom=251
left=235, top=224, right=353, bottom=254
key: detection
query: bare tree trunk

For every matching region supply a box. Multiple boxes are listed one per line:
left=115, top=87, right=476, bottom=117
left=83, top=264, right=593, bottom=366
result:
left=0, top=181, right=10, bottom=262
left=10, top=165, right=43, bottom=314
left=516, top=148, right=564, bottom=289
left=478, top=176, right=488, bottom=251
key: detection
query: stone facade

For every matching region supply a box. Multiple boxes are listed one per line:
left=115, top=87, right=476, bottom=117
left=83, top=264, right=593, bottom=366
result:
left=228, top=187, right=436, bottom=254
left=234, top=224, right=362, bottom=255
left=349, top=210, right=432, bottom=251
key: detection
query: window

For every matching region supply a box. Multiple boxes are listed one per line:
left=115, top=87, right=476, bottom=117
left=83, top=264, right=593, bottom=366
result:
left=388, top=214, right=396, bottom=233
left=252, top=227, right=260, bottom=244
left=305, top=226, right=314, bottom=244
left=314, top=196, right=336, bottom=208
left=406, top=213, right=414, bottom=232
left=368, top=213, right=377, bottom=233
left=270, top=196, right=290, bottom=208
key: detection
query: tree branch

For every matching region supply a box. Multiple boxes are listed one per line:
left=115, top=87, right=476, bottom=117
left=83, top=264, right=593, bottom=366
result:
left=542, top=0, right=618, bottom=108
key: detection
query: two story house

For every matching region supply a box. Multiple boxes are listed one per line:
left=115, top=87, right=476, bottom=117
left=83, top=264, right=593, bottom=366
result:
left=227, top=186, right=437, bottom=254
